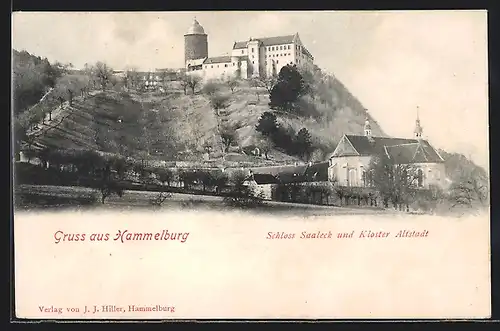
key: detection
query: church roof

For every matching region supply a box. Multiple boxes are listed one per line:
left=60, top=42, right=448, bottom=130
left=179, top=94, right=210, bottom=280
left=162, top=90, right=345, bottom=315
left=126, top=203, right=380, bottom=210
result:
left=185, top=19, right=206, bottom=35
left=204, top=56, right=233, bottom=64
left=331, top=134, right=444, bottom=164
left=233, top=34, right=296, bottom=49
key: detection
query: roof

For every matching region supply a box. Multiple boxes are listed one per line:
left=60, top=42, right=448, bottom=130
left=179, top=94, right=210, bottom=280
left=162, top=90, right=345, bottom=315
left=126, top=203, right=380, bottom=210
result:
left=333, top=134, right=444, bottom=163
left=233, top=35, right=296, bottom=49
left=186, top=58, right=206, bottom=67
left=247, top=173, right=280, bottom=185
left=185, top=19, right=206, bottom=35
left=203, top=56, right=233, bottom=64
left=303, top=162, right=329, bottom=182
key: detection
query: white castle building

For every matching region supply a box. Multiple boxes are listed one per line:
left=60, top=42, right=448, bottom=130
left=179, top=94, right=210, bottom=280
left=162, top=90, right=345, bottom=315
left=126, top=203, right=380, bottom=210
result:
left=184, top=18, right=314, bottom=80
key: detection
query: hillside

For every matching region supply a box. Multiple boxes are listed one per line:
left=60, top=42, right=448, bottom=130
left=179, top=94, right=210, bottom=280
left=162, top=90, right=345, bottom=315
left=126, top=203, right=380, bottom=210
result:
left=20, top=68, right=386, bottom=165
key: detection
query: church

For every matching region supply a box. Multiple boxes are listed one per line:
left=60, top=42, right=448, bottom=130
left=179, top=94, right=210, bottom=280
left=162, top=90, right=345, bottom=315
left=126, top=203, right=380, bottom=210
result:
left=184, top=18, right=314, bottom=80
left=327, top=112, right=447, bottom=190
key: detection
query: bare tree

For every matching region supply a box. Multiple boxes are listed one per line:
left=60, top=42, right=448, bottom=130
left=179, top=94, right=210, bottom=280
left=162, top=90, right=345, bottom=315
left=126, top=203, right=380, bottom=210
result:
left=187, top=74, right=202, bottom=95
left=92, top=62, right=114, bottom=91
left=202, top=79, right=221, bottom=96
left=220, top=125, right=237, bottom=153
left=449, top=168, right=489, bottom=208
left=179, top=73, right=190, bottom=95
left=226, top=75, right=239, bottom=93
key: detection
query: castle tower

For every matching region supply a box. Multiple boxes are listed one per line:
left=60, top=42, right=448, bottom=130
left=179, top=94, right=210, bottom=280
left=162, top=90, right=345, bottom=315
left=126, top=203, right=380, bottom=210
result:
left=414, top=106, right=423, bottom=139
left=364, top=110, right=372, bottom=138
left=184, top=18, right=208, bottom=64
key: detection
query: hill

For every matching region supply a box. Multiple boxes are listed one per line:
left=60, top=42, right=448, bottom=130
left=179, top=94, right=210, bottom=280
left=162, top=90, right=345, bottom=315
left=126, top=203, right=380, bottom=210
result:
left=18, top=63, right=386, bottom=166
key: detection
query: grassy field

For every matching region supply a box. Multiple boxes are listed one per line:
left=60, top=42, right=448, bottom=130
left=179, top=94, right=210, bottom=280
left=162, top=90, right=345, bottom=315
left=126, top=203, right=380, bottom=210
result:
left=14, top=184, right=399, bottom=216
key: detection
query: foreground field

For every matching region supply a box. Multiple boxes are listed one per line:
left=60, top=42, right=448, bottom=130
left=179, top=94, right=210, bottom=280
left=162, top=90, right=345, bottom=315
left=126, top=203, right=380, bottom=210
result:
left=14, top=184, right=397, bottom=217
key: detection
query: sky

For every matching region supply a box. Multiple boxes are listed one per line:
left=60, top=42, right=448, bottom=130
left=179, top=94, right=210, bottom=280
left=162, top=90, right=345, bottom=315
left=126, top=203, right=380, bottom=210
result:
left=12, top=11, right=489, bottom=170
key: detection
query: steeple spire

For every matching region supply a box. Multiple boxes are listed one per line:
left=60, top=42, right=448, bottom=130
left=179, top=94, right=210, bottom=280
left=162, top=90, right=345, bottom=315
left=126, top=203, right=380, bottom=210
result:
left=364, top=109, right=372, bottom=138
left=414, top=106, right=423, bottom=139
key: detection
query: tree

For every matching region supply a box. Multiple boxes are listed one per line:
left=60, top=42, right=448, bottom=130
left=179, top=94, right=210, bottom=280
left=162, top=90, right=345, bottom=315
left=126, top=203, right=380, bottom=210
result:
left=249, top=77, right=263, bottom=101
left=220, top=125, right=237, bottom=153
left=124, top=67, right=140, bottom=90
left=98, top=163, right=124, bottom=204
left=226, top=75, right=239, bottom=93
left=202, top=79, right=221, bottom=96
left=449, top=167, right=489, bottom=208
left=187, top=74, right=202, bottom=94
left=269, top=64, right=307, bottom=112
left=295, top=128, right=313, bottom=160
left=209, top=93, right=231, bottom=155
left=92, top=62, right=114, bottom=91
left=259, top=76, right=277, bottom=94
left=368, top=155, right=419, bottom=210
left=157, top=168, right=175, bottom=187
left=255, top=111, right=279, bottom=137
left=257, top=136, right=274, bottom=160
left=223, top=170, right=264, bottom=208
left=179, top=73, right=190, bottom=95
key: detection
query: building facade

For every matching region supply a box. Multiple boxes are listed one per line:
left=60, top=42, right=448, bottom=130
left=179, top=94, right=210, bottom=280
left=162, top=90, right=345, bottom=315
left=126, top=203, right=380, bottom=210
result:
left=327, top=114, right=447, bottom=190
left=184, top=18, right=314, bottom=81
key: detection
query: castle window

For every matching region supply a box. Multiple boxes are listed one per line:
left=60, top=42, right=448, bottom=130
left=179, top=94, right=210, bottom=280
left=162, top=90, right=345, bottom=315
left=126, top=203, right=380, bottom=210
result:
left=277, top=60, right=279, bottom=64
left=288, top=53, right=291, bottom=56
left=225, top=64, right=228, bottom=67
left=265, top=61, right=267, bottom=65
left=252, top=61, right=254, bottom=64
left=252, top=55, right=254, bottom=59
left=280, top=46, right=283, bottom=50
left=205, top=65, right=207, bottom=69
left=288, top=45, right=291, bottom=50
left=252, top=48, right=254, bottom=52
left=232, top=63, right=235, bottom=66
left=217, top=65, right=219, bottom=68
left=272, top=47, right=275, bottom=51
left=211, top=65, right=213, bottom=68
left=241, top=50, right=244, bottom=54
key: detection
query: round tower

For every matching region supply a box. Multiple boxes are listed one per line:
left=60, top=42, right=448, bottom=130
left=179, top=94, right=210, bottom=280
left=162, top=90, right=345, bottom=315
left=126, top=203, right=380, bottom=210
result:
left=184, top=18, right=208, bottom=64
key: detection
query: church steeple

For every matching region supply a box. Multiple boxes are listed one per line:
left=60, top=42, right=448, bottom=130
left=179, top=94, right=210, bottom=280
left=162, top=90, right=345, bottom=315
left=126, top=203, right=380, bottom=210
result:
left=414, top=106, right=423, bottom=139
left=364, top=109, right=372, bottom=138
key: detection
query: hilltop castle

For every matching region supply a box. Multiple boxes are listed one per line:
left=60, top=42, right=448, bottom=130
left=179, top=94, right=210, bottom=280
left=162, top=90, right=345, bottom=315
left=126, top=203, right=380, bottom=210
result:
left=184, top=18, right=315, bottom=80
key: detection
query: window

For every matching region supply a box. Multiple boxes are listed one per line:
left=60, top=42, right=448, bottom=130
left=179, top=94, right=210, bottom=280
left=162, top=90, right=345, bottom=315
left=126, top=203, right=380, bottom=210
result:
left=225, top=64, right=228, bottom=67
left=217, top=65, right=219, bottom=68
left=268, top=47, right=270, bottom=51
left=417, top=169, right=424, bottom=187
left=252, top=48, right=254, bottom=52
left=277, top=60, right=279, bottom=64
left=272, top=47, right=275, bottom=51
left=211, top=65, right=213, bottom=68
left=205, top=65, right=207, bottom=69
left=241, top=50, right=244, bottom=54
left=252, top=61, right=254, bottom=64
left=265, top=61, right=267, bottom=65
left=362, top=171, right=367, bottom=187
left=252, top=55, right=254, bottom=59
left=232, top=63, right=235, bottom=66
left=280, top=46, right=283, bottom=50
left=288, top=53, right=291, bottom=56
left=288, top=45, right=291, bottom=50
left=348, top=168, right=358, bottom=187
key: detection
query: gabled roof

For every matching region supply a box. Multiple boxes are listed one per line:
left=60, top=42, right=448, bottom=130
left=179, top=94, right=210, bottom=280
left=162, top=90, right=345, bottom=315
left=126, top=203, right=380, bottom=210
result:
left=246, top=173, right=280, bottom=185
left=203, top=56, right=233, bottom=64
left=332, top=134, right=444, bottom=164
left=186, top=58, right=206, bottom=66
left=303, top=162, right=329, bottom=182
left=233, top=35, right=296, bottom=49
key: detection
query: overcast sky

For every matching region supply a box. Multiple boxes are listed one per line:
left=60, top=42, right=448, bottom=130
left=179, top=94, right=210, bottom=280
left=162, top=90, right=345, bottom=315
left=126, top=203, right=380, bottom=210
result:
left=12, top=11, right=489, bottom=170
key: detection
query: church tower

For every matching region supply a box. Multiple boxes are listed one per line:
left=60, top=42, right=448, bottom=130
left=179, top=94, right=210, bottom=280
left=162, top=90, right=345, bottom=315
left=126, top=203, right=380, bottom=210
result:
left=414, top=106, right=423, bottom=139
left=364, top=110, right=372, bottom=138
left=184, top=18, right=208, bottom=64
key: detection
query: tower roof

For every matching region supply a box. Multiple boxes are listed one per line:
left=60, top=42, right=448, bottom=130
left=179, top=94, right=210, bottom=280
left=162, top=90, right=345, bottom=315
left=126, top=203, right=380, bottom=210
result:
left=185, top=18, right=206, bottom=35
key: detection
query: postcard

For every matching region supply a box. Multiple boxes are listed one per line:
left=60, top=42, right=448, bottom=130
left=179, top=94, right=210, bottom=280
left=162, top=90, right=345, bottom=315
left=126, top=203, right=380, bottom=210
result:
left=12, top=10, right=490, bottom=320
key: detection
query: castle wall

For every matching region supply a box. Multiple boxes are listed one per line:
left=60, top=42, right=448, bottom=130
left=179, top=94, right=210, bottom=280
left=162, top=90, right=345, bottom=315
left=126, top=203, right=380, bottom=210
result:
left=184, top=34, right=208, bottom=63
